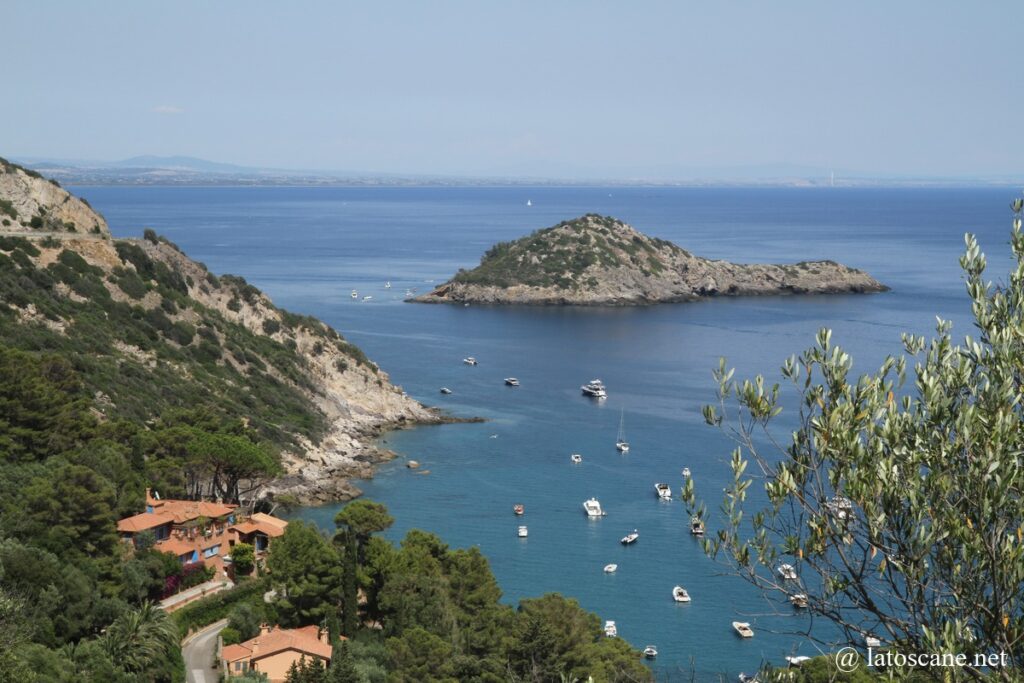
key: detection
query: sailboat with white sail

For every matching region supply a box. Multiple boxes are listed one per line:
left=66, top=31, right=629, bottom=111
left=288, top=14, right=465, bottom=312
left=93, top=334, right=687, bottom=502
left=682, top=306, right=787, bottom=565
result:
left=615, top=409, right=629, bottom=452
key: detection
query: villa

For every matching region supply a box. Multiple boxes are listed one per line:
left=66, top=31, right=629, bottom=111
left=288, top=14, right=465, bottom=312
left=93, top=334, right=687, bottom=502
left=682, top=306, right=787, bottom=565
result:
left=117, top=489, right=287, bottom=574
left=221, top=624, right=335, bottom=682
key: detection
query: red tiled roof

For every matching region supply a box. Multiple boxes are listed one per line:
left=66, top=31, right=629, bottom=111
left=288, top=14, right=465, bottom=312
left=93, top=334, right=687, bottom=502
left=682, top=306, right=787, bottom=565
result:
left=117, top=511, right=175, bottom=533
left=222, top=625, right=334, bottom=664
left=157, top=538, right=197, bottom=557
left=151, top=499, right=237, bottom=524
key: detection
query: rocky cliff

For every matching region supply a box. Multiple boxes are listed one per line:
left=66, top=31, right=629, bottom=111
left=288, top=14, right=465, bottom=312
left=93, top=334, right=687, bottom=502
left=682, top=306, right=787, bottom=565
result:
left=413, top=214, right=888, bottom=306
left=0, top=159, right=441, bottom=503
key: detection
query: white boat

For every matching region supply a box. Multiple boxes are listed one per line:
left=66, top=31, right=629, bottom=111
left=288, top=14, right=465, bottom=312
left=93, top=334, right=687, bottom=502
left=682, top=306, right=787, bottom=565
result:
left=690, top=516, right=705, bottom=536
left=526, top=199, right=532, bottom=207
left=463, top=357, right=478, bottom=365
left=778, top=564, right=798, bottom=580
left=681, top=467, right=691, bottom=478
left=439, top=387, right=452, bottom=395
left=654, top=483, right=672, bottom=500
left=615, top=409, right=629, bottom=452
left=570, top=454, right=583, bottom=464
left=604, top=620, right=617, bottom=637
left=350, top=289, right=358, bottom=298
left=504, top=377, right=520, bottom=386
left=738, top=674, right=760, bottom=683
left=733, top=621, right=754, bottom=638
left=789, top=593, right=808, bottom=609
left=581, top=379, right=607, bottom=398
left=513, top=504, right=524, bottom=516
left=620, top=529, right=639, bottom=545
left=517, top=525, right=528, bottom=538
left=362, top=295, right=373, bottom=301
left=785, top=655, right=811, bottom=667
left=865, top=636, right=882, bottom=648
left=672, top=586, right=691, bottom=603
left=603, top=563, right=617, bottom=573
left=827, top=495, right=854, bottom=520
left=384, top=281, right=391, bottom=289
left=643, top=645, right=658, bottom=659
left=583, top=498, right=606, bottom=517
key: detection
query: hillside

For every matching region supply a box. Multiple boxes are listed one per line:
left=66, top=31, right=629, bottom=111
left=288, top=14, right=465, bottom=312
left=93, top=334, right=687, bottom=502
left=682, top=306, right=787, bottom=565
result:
left=0, top=158, right=440, bottom=503
left=414, top=214, right=888, bottom=305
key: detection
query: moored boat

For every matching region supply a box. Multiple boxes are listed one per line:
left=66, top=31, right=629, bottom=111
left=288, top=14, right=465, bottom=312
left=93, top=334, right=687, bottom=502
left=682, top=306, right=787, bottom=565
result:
left=733, top=621, right=754, bottom=638
left=620, top=529, right=639, bottom=545
left=439, top=387, right=452, bottom=394
left=350, top=289, right=358, bottom=298
left=672, top=586, right=691, bottom=603
left=615, top=409, right=629, bottom=452
left=643, top=645, right=658, bottom=659
left=690, top=516, right=705, bottom=536
left=570, top=453, right=583, bottom=463
left=604, top=620, right=617, bottom=637
left=789, top=593, right=808, bottom=609
left=517, top=525, right=528, bottom=538
left=654, top=483, right=672, bottom=500
left=681, top=467, right=691, bottom=478
left=603, top=563, right=617, bottom=573
left=463, top=357, right=478, bottom=365
left=581, top=379, right=607, bottom=398
left=583, top=498, right=606, bottom=517
left=785, top=655, right=811, bottom=667
left=504, top=377, right=520, bottom=386
left=513, top=504, right=524, bottom=516
left=778, top=563, right=798, bottom=580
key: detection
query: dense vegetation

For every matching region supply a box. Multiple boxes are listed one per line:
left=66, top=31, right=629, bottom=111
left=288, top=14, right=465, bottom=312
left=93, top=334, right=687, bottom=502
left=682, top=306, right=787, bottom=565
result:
left=452, top=214, right=682, bottom=289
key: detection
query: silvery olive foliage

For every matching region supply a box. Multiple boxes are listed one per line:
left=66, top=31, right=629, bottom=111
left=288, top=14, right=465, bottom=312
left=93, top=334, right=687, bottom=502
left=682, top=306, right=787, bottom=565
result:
left=687, top=202, right=1024, bottom=679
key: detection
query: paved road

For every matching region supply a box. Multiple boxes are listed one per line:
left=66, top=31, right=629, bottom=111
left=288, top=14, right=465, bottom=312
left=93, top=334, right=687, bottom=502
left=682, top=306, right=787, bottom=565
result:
left=182, top=619, right=228, bottom=683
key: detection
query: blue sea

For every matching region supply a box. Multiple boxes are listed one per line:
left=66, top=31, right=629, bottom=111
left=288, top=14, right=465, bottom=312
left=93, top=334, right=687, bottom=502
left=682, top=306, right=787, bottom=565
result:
left=73, top=185, right=1018, bottom=680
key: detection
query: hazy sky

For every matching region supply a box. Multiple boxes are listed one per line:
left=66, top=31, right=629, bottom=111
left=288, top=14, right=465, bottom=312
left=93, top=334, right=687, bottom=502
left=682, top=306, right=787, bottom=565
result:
left=4, top=1, right=1022, bottom=179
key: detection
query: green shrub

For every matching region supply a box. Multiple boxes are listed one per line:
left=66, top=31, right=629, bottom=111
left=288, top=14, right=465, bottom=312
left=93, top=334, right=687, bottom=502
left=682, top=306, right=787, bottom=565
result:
left=261, top=319, right=280, bottom=335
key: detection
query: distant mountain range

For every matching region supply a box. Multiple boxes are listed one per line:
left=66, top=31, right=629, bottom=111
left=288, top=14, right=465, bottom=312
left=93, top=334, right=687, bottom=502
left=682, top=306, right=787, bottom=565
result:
left=11, top=155, right=1022, bottom=187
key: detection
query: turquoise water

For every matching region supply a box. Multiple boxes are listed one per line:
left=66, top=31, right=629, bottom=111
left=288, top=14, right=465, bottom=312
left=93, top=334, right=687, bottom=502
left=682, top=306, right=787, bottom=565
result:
left=76, top=185, right=1016, bottom=679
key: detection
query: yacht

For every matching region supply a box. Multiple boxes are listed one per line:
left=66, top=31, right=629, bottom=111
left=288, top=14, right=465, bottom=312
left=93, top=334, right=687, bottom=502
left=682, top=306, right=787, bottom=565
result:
left=865, top=636, right=882, bottom=648
left=517, top=525, right=528, bottom=538
left=603, top=563, right=617, bottom=573
left=513, top=504, right=524, bottom=516
left=570, top=454, right=583, bottom=464
left=654, top=483, right=672, bottom=500
left=582, top=498, right=606, bottom=517
left=827, top=495, right=854, bottom=520
left=504, top=377, right=520, bottom=386
left=463, top=357, right=478, bottom=366
left=604, top=621, right=617, bottom=637
left=681, top=467, right=691, bottom=478
left=581, top=379, right=607, bottom=398
left=526, top=199, right=532, bottom=207
left=642, top=646, right=658, bottom=659
left=738, top=674, right=760, bottom=683
left=439, top=387, right=452, bottom=395
left=777, top=564, right=798, bottom=581
left=350, top=289, right=358, bottom=298
left=362, top=295, right=373, bottom=301
left=672, top=586, right=691, bottom=603
left=690, top=516, right=705, bottom=536
left=384, top=281, right=391, bottom=289
left=733, top=621, right=754, bottom=638
left=789, top=593, right=808, bottom=609
left=615, top=409, right=629, bottom=452
left=620, top=529, right=639, bottom=545
left=785, top=656, right=811, bottom=667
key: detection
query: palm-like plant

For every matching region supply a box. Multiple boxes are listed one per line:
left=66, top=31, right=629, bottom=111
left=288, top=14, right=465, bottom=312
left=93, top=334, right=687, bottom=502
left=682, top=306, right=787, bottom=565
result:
left=103, top=601, right=180, bottom=673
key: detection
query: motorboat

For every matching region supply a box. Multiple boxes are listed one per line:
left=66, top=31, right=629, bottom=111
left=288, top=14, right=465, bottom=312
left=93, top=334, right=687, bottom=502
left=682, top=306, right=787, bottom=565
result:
left=439, top=387, right=452, bottom=395
left=604, top=621, right=617, bottom=637
left=603, top=564, right=617, bottom=573
left=681, top=467, right=691, bottom=478
left=733, top=621, right=754, bottom=638
left=350, top=290, right=358, bottom=298
left=570, top=454, right=583, bottom=464
left=581, top=379, right=607, bottom=398
left=790, top=593, right=808, bottom=609
left=785, top=656, right=811, bottom=667
left=527, top=199, right=532, bottom=207
left=690, top=517, right=705, bottom=536
left=362, top=295, right=373, bottom=301
left=384, top=281, right=391, bottom=289
left=827, top=495, right=854, bottom=520
left=582, top=498, right=606, bottom=517
left=738, top=674, right=760, bottom=683
left=654, top=483, right=672, bottom=500
left=504, top=377, right=520, bottom=386
left=517, top=525, right=528, bottom=538
left=620, top=529, right=639, bottom=545
left=865, top=636, right=882, bottom=648
left=643, top=646, right=657, bottom=659
left=513, top=504, right=524, bottom=516
left=672, top=586, right=691, bottom=603
left=778, top=564, right=798, bottom=581
left=463, top=357, right=478, bottom=365
left=615, top=408, right=629, bottom=452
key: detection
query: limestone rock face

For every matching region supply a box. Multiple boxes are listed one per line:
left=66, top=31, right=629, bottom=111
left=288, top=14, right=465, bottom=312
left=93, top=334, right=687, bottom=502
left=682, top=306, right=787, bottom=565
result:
left=0, top=159, right=110, bottom=237
left=414, top=214, right=888, bottom=306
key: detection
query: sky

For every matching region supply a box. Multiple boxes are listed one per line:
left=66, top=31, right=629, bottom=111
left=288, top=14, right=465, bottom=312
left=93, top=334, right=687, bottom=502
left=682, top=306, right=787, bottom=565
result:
left=3, top=1, right=1023, bottom=180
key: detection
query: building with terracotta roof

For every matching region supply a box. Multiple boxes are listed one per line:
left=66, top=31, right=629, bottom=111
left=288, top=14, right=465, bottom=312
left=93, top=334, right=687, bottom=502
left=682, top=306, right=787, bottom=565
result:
left=221, top=624, right=336, bottom=682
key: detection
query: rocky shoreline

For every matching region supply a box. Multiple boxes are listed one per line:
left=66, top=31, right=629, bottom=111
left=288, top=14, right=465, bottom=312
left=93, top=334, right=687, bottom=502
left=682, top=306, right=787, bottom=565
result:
left=413, top=214, right=888, bottom=306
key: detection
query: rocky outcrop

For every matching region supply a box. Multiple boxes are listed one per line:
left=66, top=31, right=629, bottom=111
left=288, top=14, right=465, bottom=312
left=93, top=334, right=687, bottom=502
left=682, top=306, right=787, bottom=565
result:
left=0, top=163, right=446, bottom=504
left=414, top=214, right=888, bottom=306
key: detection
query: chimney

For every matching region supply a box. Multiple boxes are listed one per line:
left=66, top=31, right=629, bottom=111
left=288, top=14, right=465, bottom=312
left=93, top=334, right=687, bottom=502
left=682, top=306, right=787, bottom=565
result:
left=259, top=623, right=271, bottom=636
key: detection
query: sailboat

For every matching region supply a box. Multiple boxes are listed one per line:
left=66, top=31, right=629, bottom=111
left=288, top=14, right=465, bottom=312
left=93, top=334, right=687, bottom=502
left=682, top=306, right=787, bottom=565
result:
left=526, top=199, right=532, bottom=207
left=615, top=409, right=629, bottom=452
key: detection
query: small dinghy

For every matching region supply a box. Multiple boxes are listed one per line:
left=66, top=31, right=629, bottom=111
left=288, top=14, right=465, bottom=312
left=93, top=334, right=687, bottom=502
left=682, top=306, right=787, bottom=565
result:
left=504, top=377, right=520, bottom=386
left=738, top=674, right=760, bottom=683
left=350, top=290, right=358, bottom=298
left=672, top=586, right=691, bottom=603
left=604, top=620, right=617, bottom=637
left=513, top=504, right=524, bottom=516
left=517, top=525, right=528, bottom=538
left=603, top=564, right=617, bottom=573
left=690, top=516, right=705, bottom=536
left=439, top=387, right=452, bottom=395
left=681, top=467, right=691, bottom=478
left=654, top=483, right=672, bottom=500
left=733, top=621, right=754, bottom=638
left=570, top=453, right=582, bottom=464
left=789, top=593, right=808, bottom=609
left=777, top=564, right=798, bottom=580
left=620, top=529, right=639, bottom=545
left=865, top=636, right=882, bottom=648
left=643, top=645, right=658, bottom=659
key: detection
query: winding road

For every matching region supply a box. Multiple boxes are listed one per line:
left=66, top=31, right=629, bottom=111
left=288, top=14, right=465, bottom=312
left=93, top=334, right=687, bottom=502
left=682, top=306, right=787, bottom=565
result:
left=182, top=619, right=227, bottom=683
